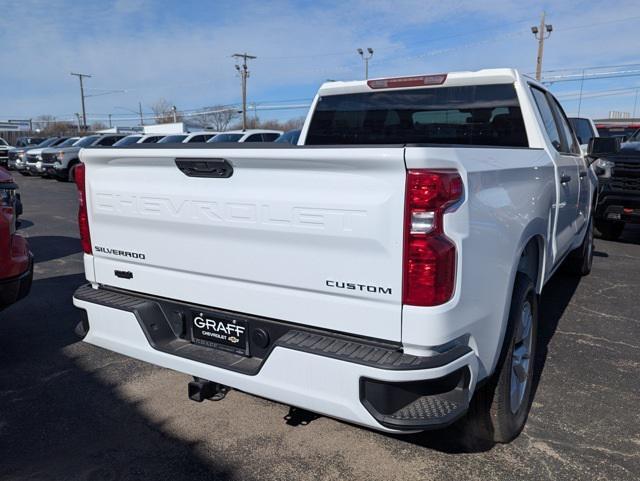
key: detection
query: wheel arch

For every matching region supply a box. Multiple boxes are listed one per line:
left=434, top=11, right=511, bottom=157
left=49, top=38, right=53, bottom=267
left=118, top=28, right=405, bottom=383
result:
left=489, top=221, right=546, bottom=377
left=514, top=218, right=547, bottom=295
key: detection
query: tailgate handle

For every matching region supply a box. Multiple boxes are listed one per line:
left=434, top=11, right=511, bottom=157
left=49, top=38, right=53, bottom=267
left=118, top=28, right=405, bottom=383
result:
left=175, top=158, right=233, bottom=178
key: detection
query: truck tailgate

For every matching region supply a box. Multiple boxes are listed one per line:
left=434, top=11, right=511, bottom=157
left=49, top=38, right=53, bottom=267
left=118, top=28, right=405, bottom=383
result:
left=82, top=147, right=406, bottom=341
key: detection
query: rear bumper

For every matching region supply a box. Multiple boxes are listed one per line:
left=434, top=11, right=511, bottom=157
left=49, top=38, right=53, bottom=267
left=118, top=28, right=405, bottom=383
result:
left=0, top=255, right=33, bottom=308
left=73, top=284, right=479, bottom=432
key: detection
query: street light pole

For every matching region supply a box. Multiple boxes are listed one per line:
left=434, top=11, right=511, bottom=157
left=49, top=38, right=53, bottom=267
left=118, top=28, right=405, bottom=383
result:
left=139, top=102, right=144, bottom=126
left=531, top=13, right=553, bottom=81
left=74, top=113, right=81, bottom=134
left=357, top=48, right=374, bottom=79
left=232, top=52, right=257, bottom=131
left=70, top=72, right=92, bottom=130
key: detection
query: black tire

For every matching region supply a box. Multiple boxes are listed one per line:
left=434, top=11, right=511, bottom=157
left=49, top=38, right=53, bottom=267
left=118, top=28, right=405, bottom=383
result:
left=464, top=273, right=538, bottom=443
left=595, top=220, right=624, bottom=241
left=565, top=216, right=594, bottom=276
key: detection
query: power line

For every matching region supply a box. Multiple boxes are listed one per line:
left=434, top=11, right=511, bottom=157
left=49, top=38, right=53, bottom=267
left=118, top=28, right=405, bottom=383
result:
left=538, top=62, right=640, bottom=75
left=556, top=86, right=640, bottom=101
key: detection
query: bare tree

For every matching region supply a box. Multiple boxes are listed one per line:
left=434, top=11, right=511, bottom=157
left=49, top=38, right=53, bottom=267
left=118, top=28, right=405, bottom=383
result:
left=32, top=115, right=77, bottom=136
left=90, top=122, right=108, bottom=132
left=190, top=105, right=240, bottom=131
left=32, top=115, right=57, bottom=132
left=151, top=99, right=180, bottom=124
left=282, top=116, right=306, bottom=130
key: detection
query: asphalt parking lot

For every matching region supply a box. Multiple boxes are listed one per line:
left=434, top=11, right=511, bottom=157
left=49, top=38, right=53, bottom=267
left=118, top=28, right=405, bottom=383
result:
left=1, top=175, right=639, bottom=481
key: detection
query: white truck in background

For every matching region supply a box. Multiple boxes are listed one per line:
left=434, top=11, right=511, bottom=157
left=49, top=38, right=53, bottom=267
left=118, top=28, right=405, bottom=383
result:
left=73, top=69, right=599, bottom=442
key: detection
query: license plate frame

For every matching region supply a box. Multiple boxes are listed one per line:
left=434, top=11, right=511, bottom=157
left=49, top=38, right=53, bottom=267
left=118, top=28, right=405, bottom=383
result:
left=190, top=310, right=250, bottom=356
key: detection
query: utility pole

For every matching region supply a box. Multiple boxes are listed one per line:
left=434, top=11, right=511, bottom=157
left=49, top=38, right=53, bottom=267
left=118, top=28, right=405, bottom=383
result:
left=139, top=101, right=144, bottom=126
left=108, top=114, right=112, bottom=128
left=232, top=52, right=257, bottom=130
left=71, top=72, right=92, bottom=130
left=531, top=13, right=553, bottom=81
left=357, top=48, right=374, bottom=79
left=171, top=105, right=177, bottom=123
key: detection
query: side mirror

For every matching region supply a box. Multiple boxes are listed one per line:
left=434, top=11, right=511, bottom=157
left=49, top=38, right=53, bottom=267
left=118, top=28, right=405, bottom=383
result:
left=588, top=136, right=621, bottom=160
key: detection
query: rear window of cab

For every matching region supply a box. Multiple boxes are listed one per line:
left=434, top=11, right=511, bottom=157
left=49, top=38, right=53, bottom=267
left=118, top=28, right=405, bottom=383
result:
left=306, top=84, right=528, bottom=147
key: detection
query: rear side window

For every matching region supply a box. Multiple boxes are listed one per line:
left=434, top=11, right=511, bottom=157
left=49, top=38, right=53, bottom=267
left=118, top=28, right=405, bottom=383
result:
left=262, top=133, right=280, bottom=142
left=531, top=88, right=562, bottom=151
left=187, top=135, right=207, bottom=143
left=244, top=134, right=264, bottom=142
left=306, top=84, right=528, bottom=147
left=549, top=97, right=580, bottom=154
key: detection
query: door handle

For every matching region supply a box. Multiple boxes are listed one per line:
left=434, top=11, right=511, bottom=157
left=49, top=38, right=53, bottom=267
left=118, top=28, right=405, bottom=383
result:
left=560, top=173, right=572, bottom=184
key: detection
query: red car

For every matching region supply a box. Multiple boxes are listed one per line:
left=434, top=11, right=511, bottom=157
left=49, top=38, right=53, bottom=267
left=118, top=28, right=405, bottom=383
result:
left=0, top=168, right=32, bottom=309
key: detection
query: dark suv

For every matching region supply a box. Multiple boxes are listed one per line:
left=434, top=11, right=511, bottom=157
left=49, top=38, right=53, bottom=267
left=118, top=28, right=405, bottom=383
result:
left=592, top=129, right=640, bottom=239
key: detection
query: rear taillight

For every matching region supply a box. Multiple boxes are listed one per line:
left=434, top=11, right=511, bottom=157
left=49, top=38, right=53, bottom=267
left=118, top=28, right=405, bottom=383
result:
left=403, top=170, right=463, bottom=306
left=75, top=163, right=92, bottom=254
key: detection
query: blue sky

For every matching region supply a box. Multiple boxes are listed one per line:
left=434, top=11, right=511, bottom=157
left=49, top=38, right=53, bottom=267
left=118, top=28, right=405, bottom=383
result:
left=1, top=0, right=639, bottom=125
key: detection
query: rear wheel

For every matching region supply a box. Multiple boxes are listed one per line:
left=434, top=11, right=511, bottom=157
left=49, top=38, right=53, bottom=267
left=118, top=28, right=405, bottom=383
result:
left=595, top=220, right=624, bottom=241
left=565, top=216, right=593, bottom=276
left=465, top=273, right=538, bottom=443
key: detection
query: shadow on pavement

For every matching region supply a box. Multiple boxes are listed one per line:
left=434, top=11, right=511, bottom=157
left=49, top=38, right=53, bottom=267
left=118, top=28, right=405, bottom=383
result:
left=26, top=235, right=82, bottom=263
left=598, top=223, right=640, bottom=245
left=0, top=272, right=235, bottom=480
left=391, top=271, right=581, bottom=454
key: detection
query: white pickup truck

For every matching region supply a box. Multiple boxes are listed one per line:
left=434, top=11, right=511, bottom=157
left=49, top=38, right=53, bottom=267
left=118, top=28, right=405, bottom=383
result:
left=73, top=69, right=597, bottom=442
